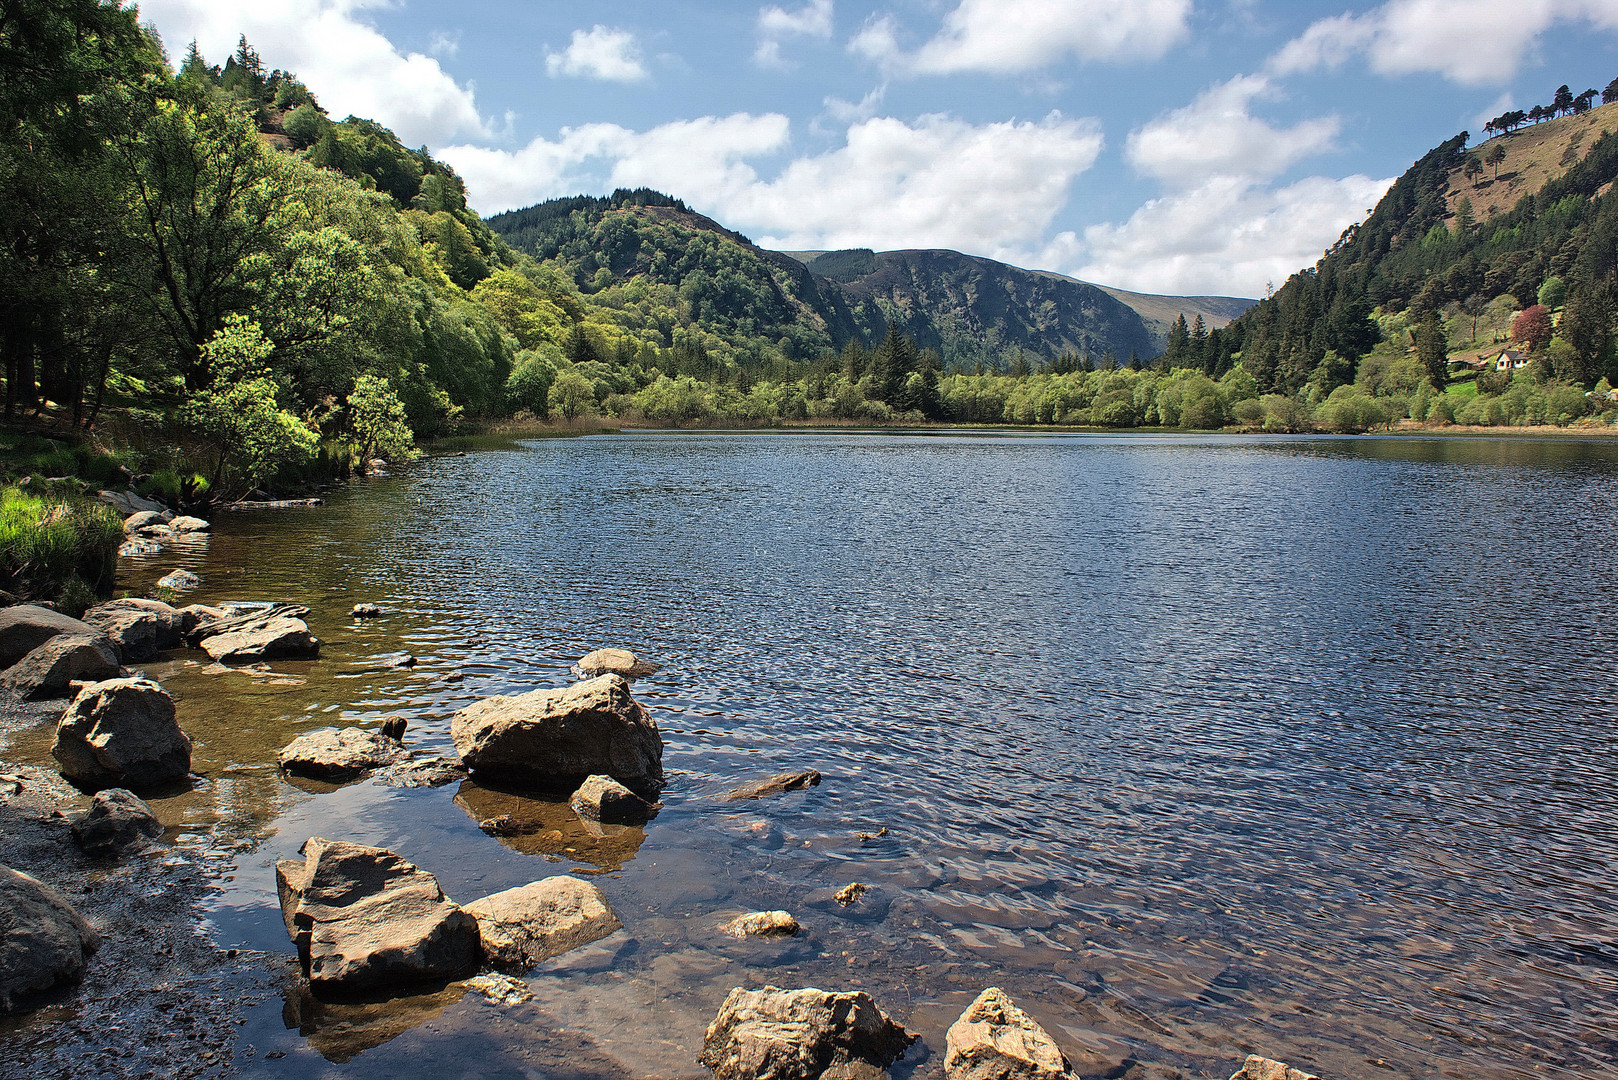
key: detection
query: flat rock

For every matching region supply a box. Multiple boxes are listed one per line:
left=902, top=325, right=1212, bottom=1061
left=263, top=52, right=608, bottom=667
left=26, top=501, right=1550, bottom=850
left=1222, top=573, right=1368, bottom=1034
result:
left=199, top=614, right=320, bottom=663
left=944, top=988, right=1070, bottom=1080
left=0, top=864, right=100, bottom=1011
left=98, top=489, right=166, bottom=515
left=699, top=985, right=916, bottom=1080
left=1230, top=1056, right=1319, bottom=1080
left=463, top=876, right=622, bottom=973
left=51, top=677, right=192, bottom=791
left=81, top=598, right=185, bottom=662
left=451, top=674, right=662, bottom=793
left=275, top=837, right=480, bottom=992
left=123, top=510, right=164, bottom=533
left=157, top=569, right=201, bottom=591
left=721, top=911, right=800, bottom=939
left=721, top=770, right=822, bottom=802
left=0, top=605, right=100, bottom=669
left=3, top=633, right=121, bottom=700
left=177, top=603, right=227, bottom=635
left=373, top=757, right=467, bottom=788
left=167, top=516, right=210, bottom=533
left=575, top=647, right=659, bottom=679
left=70, top=787, right=164, bottom=856
left=184, top=603, right=309, bottom=648
left=570, top=773, right=656, bottom=824
left=278, top=727, right=413, bottom=782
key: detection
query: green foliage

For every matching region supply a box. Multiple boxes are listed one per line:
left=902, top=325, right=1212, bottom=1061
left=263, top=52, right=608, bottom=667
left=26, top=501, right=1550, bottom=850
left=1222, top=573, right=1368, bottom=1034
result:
left=549, top=366, right=596, bottom=420
left=348, top=374, right=418, bottom=463
left=0, top=487, right=122, bottom=600
left=1538, top=275, right=1567, bottom=309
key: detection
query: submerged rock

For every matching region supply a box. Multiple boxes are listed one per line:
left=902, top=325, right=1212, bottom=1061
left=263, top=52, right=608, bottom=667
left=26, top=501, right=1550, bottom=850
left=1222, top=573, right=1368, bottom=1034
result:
left=451, top=674, right=662, bottom=793
left=463, top=876, right=622, bottom=973
left=275, top=837, right=480, bottom=992
left=834, top=883, right=869, bottom=906
left=70, top=788, right=165, bottom=856
left=0, top=605, right=100, bottom=669
left=156, top=569, right=201, bottom=591
left=374, top=757, right=466, bottom=789
left=278, top=728, right=413, bottom=782
left=575, top=647, right=659, bottom=679
left=570, top=773, right=656, bottom=824
left=465, top=972, right=532, bottom=1005
left=454, top=782, right=648, bottom=872
left=51, top=677, right=191, bottom=791
left=720, top=911, right=800, bottom=939
left=195, top=606, right=320, bottom=663
left=1230, top=1056, right=1319, bottom=1080
left=721, top=770, right=822, bottom=802
left=944, top=988, right=1070, bottom=1080
left=0, top=864, right=100, bottom=1011
left=3, top=634, right=120, bottom=699
left=81, top=597, right=185, bottom=661
left=351, top=603, right=383, bottom=618
left=699, top=985, right=916, bottom=1080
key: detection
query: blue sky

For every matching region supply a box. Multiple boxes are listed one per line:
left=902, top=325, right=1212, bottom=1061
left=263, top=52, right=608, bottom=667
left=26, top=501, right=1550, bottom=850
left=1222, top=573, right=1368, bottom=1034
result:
left=135, top=1, right=1618, bottom=297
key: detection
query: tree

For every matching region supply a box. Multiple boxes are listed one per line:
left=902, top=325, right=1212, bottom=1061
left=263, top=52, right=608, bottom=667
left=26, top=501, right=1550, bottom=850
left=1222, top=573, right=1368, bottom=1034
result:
left=1414, top=313, right=1449, bottom=390
left=1453, top=196, right=1475, bottom=233
left=1537, top=275, right=1566, bottom=310
left=1574, top=89, right=1598, bottom=115
left=1164, top=314, right=1190, bottom=368
left=871, top=324, right=918, bottom=406
left=1553, top=84, right=1575, bottom=117
left=549, top=366, right=594, bottom=419
left=1510, top=304, right=1554, bottom=352
left=1528, top=105, right=1547, bottom=125
left=1604, top=77, right=1618, bottom=106
left=1487, top=143, right=1507, bottom=179
left=348, top=374, right=417, bottom=466
left=1463, top=155, right=1484, bottom=182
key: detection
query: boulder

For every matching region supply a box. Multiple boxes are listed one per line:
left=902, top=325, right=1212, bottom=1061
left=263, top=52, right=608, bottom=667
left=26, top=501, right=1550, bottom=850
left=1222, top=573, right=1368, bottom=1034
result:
left=351, top=603, right=383, bottom=618
left=0, top=864, right=100, bottom=1011
left=275, top=837, right=480, bottom=992
left=720, top=911, right=800, bottom=939
left=278, top=727, right=412, bottom=782
left=0, top=604, right=100, bottom=669
left=1230, top=1056, right=1319, bottom=1080
left=373, top=757, right=466, bottom=789
left=570, top=773, right=656, bottom=824
left=185, top=603, right=309, bottom=648
left=462, top=876, right=621, bottom=972
left=380, top=716, right=407, bottom=742
left=3, top=634, right=120, bottom=700
left=167, top=516, right=210, bottom=533
left=177, top=604, right=227, bottom=635
left=451, top=674, right=662, bottom=793
left=51, top=677, right=191, bottom=790
left=156, top=569, right=201, bottom=591
left=721, top=770, right=822, bottom=802
left=123, top=510, right=164, bottom=533
left=198, top=613, right=320, bottom=663
left=944, top=988, right=1070, bottom=1080
left=699, top=985, right=916, bottom=1080
left=81, top=598, right=185, bottom=662
left=575, top=647, right=659, bottom=679
left=70, top=788, right=164, bottom=856
left=97, top=489, right=166, bottom=515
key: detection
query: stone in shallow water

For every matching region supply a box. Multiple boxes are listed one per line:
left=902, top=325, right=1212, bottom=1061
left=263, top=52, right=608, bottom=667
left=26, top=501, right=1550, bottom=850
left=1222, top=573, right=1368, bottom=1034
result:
left=277, top=727, right=412, bottom=782
left=720, top=911, right=800, bottom=939
left=3, top=634, right=120, bottom=700
left=373, top=757, right=467, bottom=789
left=570, top=773, right=656, bottom=824
left=1230, top=1056, right=1319, bottom=1080
left=51, top=677, right=191, bottom=791
left=463, top=875, right=621, bottom=973
left=81, top=597, right=185, bottom=661
left=944, top=987, right=1069, bottom=1080
left=199, top=614, right=320, bottom=663
left=0, top=604, right=101, bottom=669
left=720, top=770, right=822, bottom=801
left=699, top=985, right=916, bottom=1080
left=575, top=647, right=659, bottom=678
left=157, top=569, right=200, bottom=591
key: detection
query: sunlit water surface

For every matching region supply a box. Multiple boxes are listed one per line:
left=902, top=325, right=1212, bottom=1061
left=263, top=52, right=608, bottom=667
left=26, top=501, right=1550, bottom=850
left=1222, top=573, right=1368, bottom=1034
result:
left=18, top=431, right=1618, bottom=1079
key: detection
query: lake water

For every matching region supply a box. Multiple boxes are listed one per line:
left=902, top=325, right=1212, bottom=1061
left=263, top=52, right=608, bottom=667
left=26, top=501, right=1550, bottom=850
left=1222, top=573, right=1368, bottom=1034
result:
left=17, top=431, right=1618, bottom=1079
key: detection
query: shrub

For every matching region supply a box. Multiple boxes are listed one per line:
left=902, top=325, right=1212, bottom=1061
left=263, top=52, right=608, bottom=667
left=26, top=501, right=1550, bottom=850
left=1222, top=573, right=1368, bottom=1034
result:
left=0, top=488, right=122, bottom=601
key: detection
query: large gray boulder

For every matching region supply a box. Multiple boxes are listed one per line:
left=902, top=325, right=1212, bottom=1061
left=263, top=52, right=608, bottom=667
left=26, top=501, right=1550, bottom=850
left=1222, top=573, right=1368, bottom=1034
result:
left=699, top=985, right=916, bottom=1080
left=278, top=727, right=411, bottom=782
left=944, top=988, right=1070, bottom=1080
left=196, top=608, right=320, bottom=663
left=0, top=864, right=100, bottom=1011
left=275, top=837, right=480, bottom=991
left=51, top=677, right=191, bottom=790
left=3, top=634, right=120, bottom=700
left=81, top=598, right=185, bottom=662
left=462, top=876, right=621, bottom=972
left=70, top=788, right=164, bottom=856
left=451, top=675, right=662, bottom=792
left=0, top=604, right=99, bottom=669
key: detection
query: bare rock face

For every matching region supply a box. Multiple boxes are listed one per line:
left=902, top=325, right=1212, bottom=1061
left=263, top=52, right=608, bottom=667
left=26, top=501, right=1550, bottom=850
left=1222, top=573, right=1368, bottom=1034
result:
left=70, top=788, right=165, bottom=856
left=720, top=911, right=800, bottom=939
left=944, top=988, right=1070, bottom=1080
left=721, top=770, right=822, bottom=802
left=699, top=985, right=916, bottom=1080
left=575, top=648, right=659, bottom=679
left=278, top=728, right=412, bottom=782
left=1230, top=1056, right=1319, bottom=1080
left=0, top=604, right=100, bottom=669
left=194, top=605, right=320, bottom=663
left=451, top=675, right=662, bottom=793
left=3, top=634, right=120, bottom=699
left=275, top=837, right=480, bottom=992
left=0, top=864, right=100, bottom=1011
left=82, top=598, right=186, bottom=662
left=462, top=876, right=622, bottom=972
left=570, top=773, right=656, bottom=824
left=51, top=677, right=192, bottom=791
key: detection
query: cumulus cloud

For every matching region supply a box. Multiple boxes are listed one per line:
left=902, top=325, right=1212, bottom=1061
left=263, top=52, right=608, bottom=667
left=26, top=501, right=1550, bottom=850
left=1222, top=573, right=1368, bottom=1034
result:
left=1269, top=0, right=1618, bottom=86
left=755, top=0, right=835, bottom=68
left=1079, top=173, right=1394, bottom=296
left=136, top=0, right=491, bottom=144
left=856, top=0, right=1192, bottom=76
left=1127, top=75, right=1340, bottom=188
left=546, top=26, right=649, bottom=83
left=442, top=111, right=1104, bottom=266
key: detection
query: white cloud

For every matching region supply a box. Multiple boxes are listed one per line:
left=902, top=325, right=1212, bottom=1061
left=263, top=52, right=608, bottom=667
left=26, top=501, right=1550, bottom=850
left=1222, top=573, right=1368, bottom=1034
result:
left=859, top=0, right=1192, bottom=76
left=1080, top=173, right=1394, bottom=296
left=1270, top=0, right=1618, bottom=86
left=821, top=84, right=887, bottom=125
left=135, top=0, right=491, bottom=145
left=442, top=111, right=1104, bottom=267
left=545, top=26, right=649, bottom=83
left=1127, top=75, right=1341, bottom=188
left=427, top=30, right=460, bottom=58
left=755, top=0, right=834, bottom=69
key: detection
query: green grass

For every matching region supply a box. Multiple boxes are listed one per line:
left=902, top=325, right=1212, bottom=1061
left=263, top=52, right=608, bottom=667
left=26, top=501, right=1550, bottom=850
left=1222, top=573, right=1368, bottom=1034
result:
left=0, top=487, right=123, bottom=603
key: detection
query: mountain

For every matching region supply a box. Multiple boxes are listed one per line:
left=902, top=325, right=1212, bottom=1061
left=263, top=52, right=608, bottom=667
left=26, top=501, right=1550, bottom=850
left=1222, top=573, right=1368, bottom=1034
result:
left=1089, top=285, right=1255, bottom=350
left=488, top=194, right=1253, bottom=368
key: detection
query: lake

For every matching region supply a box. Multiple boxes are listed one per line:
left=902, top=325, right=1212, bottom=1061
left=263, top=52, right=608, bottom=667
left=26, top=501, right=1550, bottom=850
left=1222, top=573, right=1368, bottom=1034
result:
left=18, top=431, right=1618, bottom=1078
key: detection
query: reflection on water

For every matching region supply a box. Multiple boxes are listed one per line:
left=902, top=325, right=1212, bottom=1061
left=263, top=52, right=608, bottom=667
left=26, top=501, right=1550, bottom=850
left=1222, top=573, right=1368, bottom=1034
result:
left=13, top=431, right=1618, bottom=1079
left=282, top=980, right=466, bottom=1063
left=453, top=780, right=649, bottom=872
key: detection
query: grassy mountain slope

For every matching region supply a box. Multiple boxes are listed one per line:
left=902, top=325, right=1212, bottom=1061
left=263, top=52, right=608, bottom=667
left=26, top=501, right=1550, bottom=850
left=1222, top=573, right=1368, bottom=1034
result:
left=1449, top=100, right=1618, bottom=220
